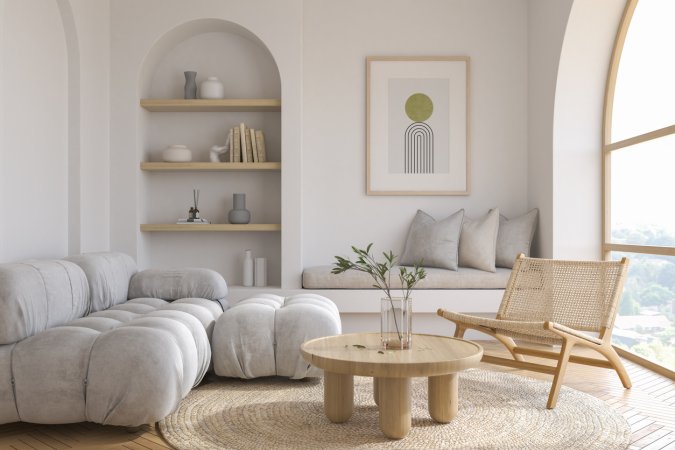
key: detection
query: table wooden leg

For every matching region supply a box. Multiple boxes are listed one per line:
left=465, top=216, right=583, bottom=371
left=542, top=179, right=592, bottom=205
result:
left=377, top=377, right=411, bottom=439
left=324, top=371, right=353, bottom=423
left=373, top=377, right=379, bottom=406
left=428, top=373, right=458, bottom=423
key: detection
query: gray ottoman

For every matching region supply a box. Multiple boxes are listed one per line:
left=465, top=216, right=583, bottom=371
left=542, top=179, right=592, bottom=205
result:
left=212, top=293, right=341, bottom=379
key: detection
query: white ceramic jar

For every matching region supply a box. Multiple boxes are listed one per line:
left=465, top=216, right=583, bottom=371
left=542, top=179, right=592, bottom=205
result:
left=199, top=76, right=225, bottom=99
left=162, top=144, right=192, bottom=162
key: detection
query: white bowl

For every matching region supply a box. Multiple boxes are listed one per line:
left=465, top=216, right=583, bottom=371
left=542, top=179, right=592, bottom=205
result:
left=162, top=144, right=192, bottom=162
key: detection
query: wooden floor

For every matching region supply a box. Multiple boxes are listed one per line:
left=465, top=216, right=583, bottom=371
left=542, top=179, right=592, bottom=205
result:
left=0, top=341, right=673, bottom=450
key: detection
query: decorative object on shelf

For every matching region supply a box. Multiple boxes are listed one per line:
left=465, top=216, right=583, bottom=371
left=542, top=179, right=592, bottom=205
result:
left=254, top=257, right=267, bottom=287
left=162, top=144, right=192, bottom=162
left=199, top=76, right=225, bottom=99
left=367, top=56, right=469, bottom=195
left=242, top=250, right=253, bottom=287
left=209, top=145, right=228, bottom=162
left=228, top=193, right=251, bottom=224
left=332, top=243, right=426, bottom=349
left=186, top=189, right=206, bottom=223
left=183, top=71, right=197, bottom=99
left=210, top=131, right=231, bottom=162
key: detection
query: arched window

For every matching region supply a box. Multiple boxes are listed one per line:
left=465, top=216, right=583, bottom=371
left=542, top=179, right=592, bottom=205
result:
left=603, top=0, right=675, bottom=373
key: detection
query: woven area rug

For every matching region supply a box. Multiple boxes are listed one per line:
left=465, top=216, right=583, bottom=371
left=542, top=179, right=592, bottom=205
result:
left=158, top=369, right=629, bottom=449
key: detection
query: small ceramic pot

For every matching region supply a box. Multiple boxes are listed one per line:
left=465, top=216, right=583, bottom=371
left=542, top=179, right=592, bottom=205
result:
left=162, top=144, right=192, bottom=162
left=199, top=76, right=225, bottom=99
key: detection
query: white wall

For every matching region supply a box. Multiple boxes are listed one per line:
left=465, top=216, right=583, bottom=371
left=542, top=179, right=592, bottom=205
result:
left=70, top=0, right=111, bottom=253
left=0, top=0, right=69, bottom=261
left=526, top=0, right=573, bottom=259
left=0, top=0, right=110, bottom=262
left=302, top=0, right=529, bottom=267
left=551, top=0, right=624, bottom=259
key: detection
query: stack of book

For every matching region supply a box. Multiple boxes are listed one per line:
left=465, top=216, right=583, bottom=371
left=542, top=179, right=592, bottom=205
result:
left=224, top=123, right=268, bottom=163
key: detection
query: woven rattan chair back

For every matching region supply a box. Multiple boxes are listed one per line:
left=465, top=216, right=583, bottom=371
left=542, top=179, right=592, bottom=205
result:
left=498, top=256, right=628, bottom=332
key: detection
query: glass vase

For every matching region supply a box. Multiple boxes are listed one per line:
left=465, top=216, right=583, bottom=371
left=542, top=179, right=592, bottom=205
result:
left=381, top=297, right=412, bottom=349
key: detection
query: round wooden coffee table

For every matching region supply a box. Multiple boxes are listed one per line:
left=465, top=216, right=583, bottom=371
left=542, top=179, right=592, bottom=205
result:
left=301, top=332, right=483, bottom=439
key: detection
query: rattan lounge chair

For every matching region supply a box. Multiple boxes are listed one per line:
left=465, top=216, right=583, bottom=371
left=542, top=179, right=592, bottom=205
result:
left=437, top=254, right=631, bottom=409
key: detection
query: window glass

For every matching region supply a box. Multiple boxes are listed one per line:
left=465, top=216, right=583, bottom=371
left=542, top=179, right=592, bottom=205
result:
left=612, top=252, right=675, bottom=371
left=611, top=0, right=675, bottom=142
left=610, top=133, right=675, bottom=243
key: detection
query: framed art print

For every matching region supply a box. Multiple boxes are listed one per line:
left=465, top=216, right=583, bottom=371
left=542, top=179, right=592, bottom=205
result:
left=366, top=56, right=470, bottom=195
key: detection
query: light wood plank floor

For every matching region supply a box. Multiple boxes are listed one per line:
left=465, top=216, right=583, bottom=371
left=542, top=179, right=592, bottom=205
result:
left=0, top=341, right=672, bottom=449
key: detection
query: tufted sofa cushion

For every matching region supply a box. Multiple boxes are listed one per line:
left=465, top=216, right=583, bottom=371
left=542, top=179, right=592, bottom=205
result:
left=0, top=297, right=221, bottom=426
left=128, top=268, right=228, bottom=303
left=0, top=260, right=89, bottom=345
left=212, top=293, right=341, bottom=379
left=64, top=252, right=137, bottom=313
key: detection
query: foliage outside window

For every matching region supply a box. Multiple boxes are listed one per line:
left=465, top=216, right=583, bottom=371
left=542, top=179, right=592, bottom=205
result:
left=604, top=0, right=675, bottom=372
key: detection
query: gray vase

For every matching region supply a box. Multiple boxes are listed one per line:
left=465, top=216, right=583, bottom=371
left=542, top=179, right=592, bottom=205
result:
left=184, top=71, right=197, bottom=99
left=228, top=193, right=251, bottom=224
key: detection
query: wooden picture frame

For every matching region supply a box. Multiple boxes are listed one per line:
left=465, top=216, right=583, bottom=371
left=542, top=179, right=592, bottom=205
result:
left=366, top=56, right=470, bottom=195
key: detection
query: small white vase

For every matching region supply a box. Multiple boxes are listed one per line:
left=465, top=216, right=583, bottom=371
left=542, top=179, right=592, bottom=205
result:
left=254, top=257, right=267, bottom=287
left=199, top=76, right=225, bottom=99
left=162, top=144, right=192, bottom=162
left=242, top=250, right=253, bottom=287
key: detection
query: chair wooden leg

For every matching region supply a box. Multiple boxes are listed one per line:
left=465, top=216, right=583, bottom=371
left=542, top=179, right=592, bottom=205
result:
left=597, top=345, right=632, bottom=389
left=453, top=325, right=465, bottom=338
left=547, top=339, right=573, bottom=409
left=493, top=334, right=525, bottom=362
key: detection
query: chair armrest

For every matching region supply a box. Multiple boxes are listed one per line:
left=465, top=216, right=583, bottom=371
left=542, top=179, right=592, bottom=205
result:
left=545, top=322, right=603, bottom=345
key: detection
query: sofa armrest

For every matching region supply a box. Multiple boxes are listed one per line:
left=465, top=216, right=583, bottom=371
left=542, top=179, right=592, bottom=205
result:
left=128, top=268, right=228, bottom=302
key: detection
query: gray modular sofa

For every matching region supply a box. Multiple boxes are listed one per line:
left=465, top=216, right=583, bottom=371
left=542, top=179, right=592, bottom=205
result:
left=0, top=252, right=227, bottom=427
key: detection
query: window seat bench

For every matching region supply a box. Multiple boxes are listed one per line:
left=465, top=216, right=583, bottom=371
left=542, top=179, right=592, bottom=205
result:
left=301, top=265, right=511, bottom=314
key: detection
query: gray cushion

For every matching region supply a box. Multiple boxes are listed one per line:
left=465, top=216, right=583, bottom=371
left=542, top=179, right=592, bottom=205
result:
left=0, top=260, right=89, bottom=345
left=458, top=209, right=500, bottom=272
left=128, top=268, right=228, bottom=302
left=399, top=209, right=464, bottom=270
left=212, top=294, right=341, bottom=380
left=495, top=208, right=539, bottom=268
left=64, top=252, right=138, bottom=313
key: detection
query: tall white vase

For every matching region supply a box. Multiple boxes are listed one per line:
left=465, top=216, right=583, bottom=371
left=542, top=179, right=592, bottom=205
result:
left=242, top=250, right=253, bottom=287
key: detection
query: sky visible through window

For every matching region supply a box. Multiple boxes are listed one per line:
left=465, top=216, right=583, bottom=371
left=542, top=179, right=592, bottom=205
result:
left=611, top=0, right=675, bottom=234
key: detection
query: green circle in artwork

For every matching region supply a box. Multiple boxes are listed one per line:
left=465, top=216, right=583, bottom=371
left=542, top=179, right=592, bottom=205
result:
left=405, top=93, right=433, bottom=122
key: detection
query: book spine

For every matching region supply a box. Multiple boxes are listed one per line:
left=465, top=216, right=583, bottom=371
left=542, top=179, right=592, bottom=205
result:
left=233, top=127, right=241, bottom=162
left=228, top=128, right=234, bottom=162
left=239, top=122, right=248, bottom=162
left=255, top=130, right=267, bottom=163
left=244, top=127, right=253, bottom=163
left=250, top=128, right=259, bottom=163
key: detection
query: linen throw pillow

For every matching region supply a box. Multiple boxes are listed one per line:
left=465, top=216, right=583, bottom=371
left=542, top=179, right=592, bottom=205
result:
left=495, top=208, right=539, bottom=268
left=458, top=208, right=500, bottom=272
left=399, top=209, right=464, bottom=271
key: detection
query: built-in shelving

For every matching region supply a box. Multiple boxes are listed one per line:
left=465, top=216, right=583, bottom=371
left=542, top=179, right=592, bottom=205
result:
left=140, top=162, right=281, bottom=172
left=140, top=98, right=281, bottom=112
left=140, top=224, right=281, bottom=232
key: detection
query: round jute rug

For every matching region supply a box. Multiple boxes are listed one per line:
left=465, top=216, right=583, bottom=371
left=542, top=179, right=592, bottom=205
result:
left=158, top=369, right=629, bottom=450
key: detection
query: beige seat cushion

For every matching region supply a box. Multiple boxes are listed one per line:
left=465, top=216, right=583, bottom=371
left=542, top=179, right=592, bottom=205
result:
left=302, top=265, right=511, bottom=289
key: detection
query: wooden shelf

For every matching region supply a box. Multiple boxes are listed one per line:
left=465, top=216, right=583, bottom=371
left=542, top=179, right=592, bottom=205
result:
left=141, top=162, right=281, bottom=172
left=140, top=98, right=281, bottom=112
left=140, top=223, right=281, bottom=232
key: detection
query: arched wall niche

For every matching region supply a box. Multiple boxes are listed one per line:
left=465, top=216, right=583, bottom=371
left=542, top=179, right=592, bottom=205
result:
left=138, top=18, right=280, bottom=99
left=135, top=17, right=283, bottom=287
